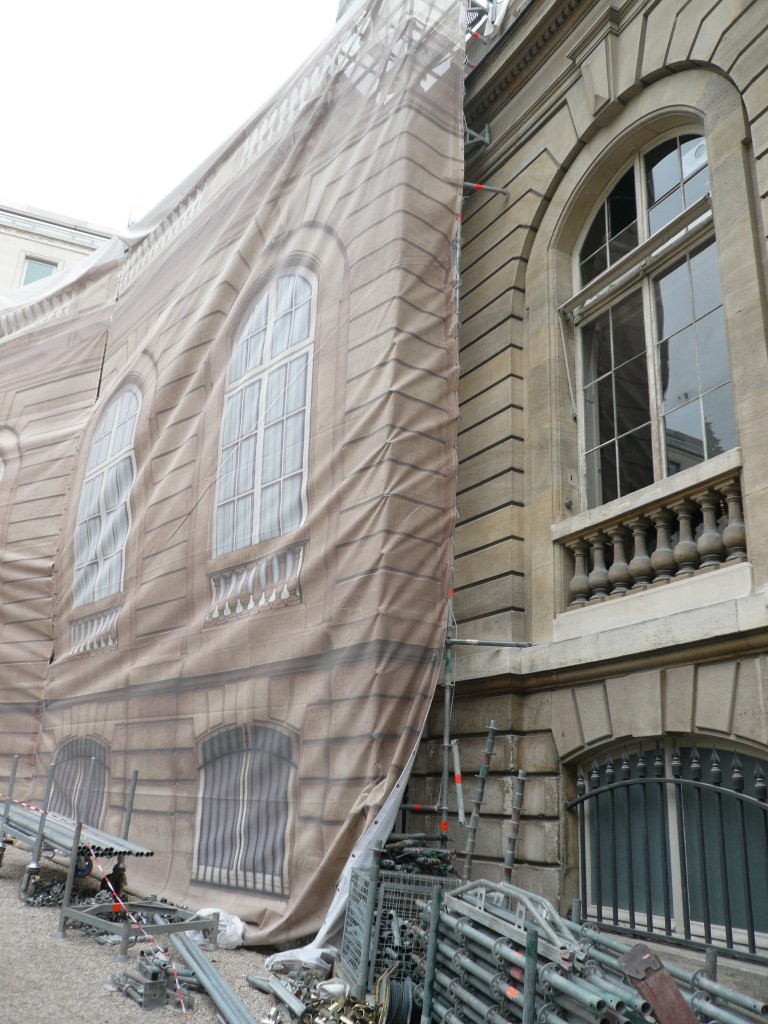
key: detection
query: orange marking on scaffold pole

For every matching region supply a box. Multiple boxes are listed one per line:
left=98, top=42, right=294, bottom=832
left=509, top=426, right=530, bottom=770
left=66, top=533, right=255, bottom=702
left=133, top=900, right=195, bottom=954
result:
left=454, top=774, right=462, bottom=784
left=440, top=820, right=448, bottom=832
left=506, top=986, right=519, bottom=1000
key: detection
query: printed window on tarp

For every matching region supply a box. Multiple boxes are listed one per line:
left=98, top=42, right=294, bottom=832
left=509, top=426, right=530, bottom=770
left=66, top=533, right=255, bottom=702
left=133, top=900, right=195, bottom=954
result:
left=572, top=743, right=768, bottom=957
left=214, top=272, right=315, bottom=557
left=49, top=736, right=109, bottom=827
left=576, top=134, right=737, bottom=508
left=193, top=724, right=294, bottom=895
left=74, top=388, right=140, bottom=606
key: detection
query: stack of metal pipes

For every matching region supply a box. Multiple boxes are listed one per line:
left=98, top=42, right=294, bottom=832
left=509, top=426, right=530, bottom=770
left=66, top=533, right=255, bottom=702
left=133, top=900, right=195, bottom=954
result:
left=5, top=802, right=152, bottom=858
left=408, top=881, right=765, bottom=1024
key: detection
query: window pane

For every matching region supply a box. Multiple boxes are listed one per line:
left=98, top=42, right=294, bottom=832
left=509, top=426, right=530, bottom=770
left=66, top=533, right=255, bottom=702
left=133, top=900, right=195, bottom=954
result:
left=260, top=482, right=280, bottom=540
left=659, top=328, right=697, bottom=413
left=22, top=258, right=57, bottom=285
left=680, top=136, right=707, bottom=179
left=283, top=412, right=305, bottom=474
left=684, top=167, right=710, bottom=207
left=690, top=242, right=722, bottom=318
left=611, top=291, right=645, bottom=365
left=221, top=392, right=242, bottom=446
left=275, top=275, right=296, bottom=315
left=648, top=188, right=683, bottom=235
left=617, top=424, right=654, bottom=496
left=607, top=169, right=637, bottom=239
left=584, top=378, right=614, bottom=451
left=234, top=495, right=253, bottom=550
left=697, top=308, right=729, bottom=392
left=654, top=259, right=692, bottom=340
left=580, top=247, right=608, bottom=284
left=242, top=381, right=261, bottom=435
left=645, top=138, right=679, bottom=206
left=262, top=423, right=283, bottom=484
left=291, top=297, right=311, bottom=345
left=272, top=312, right=292, bottom=357
left=664, top=400, right=704, bottom=473
left=614, top=355, right=650, bottom=435
left=583, top=312, right=611, bottom=384
left=237, top=435, right=257, bottom=495
left=216, top=501, right=234, bottom=555
left=608, top=220, right=638, bottom=264
left=286, top=354, right=308, bottom=413
left=219, top=445, right=237, bottom=501
left=580, top=208, right=607, bottom=267
left=266, top=365, right=287, bottom=423
left=586, top=443, right=617, bottom=506
left=281, top=474, right=302, bottom=534
left=703, top=383, right=737, bottom=457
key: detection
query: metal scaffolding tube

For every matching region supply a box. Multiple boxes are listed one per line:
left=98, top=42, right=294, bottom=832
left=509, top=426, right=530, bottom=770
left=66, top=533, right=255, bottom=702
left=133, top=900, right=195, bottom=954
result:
left=462, top=720, right=497, bottom=881
left=161, top=921, right=257, bottom=1024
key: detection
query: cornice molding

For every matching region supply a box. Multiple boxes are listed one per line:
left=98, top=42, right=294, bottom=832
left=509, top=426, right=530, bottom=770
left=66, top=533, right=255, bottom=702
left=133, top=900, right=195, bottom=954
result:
left=465, top=0, right=588, bottom=123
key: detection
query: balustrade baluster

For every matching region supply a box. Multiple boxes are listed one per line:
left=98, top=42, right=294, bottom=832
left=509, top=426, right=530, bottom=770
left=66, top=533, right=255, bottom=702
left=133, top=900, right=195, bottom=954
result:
left=628, top=517, right=652, bottom=589
left=607, top=525, right=631, bottom=596
left=566, top=538, right=592, bottom=606
left=693, top=489, right=726, bottom=570
left=649, top=507, right=676, bottom=583
left=671, top=499, right=700, bottom=577
left=721, top=478, right=747, bottom=563
left=587, top=532, right=610, bottom=601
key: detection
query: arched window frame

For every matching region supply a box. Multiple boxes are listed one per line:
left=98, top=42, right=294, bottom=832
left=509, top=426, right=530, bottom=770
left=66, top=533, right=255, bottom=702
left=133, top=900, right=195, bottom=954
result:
left=73, top=386, right=141, bottom=607
left=48, top=735, right=109, bottom=828
left=193, top=723, right=294, bottom=895
left=213, top=270, right=316, bottom=558
left=564, top=129, right=737, bottom=510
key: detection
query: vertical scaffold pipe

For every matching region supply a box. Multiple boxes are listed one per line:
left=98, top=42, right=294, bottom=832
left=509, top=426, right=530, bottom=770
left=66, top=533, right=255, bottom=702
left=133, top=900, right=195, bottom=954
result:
left=462, top=720, right=497, bottom=881
left=0, top=754, right=19, bottom=861
left=420, top=885, right=443, bottom=1024
left=451, top=740, right=466, bottom=825
left=522, top=923, right=538, bottom=1024
left=361, top=840, right=384, bottom=994
left=26, top=760, right=57, bottom=883
left=440, top=645, right=454, bottom=846
left=503, top=769, right=527, bottom=886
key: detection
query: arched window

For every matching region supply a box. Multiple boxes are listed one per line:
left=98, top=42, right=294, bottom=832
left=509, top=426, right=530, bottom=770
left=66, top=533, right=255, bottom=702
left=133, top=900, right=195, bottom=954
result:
left=49, top=736, right=109, bottom=827
left=193, top=724, right=293, bottom=895
left=214, top=272, right=314, bottom=557
left=573, top=134, right=737, bottom=508
left=568, top=742, right=768, bottom=957
left=74, top=388, right=140, bottom=606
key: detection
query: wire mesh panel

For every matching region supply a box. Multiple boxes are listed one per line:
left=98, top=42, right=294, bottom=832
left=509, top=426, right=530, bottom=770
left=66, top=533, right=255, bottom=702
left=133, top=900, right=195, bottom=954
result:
left=338, top=866, right=461, bottom=994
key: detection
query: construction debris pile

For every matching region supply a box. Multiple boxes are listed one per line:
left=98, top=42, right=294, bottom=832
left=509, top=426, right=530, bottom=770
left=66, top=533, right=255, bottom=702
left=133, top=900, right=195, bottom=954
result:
left=380, top=836, right=457, bottom=877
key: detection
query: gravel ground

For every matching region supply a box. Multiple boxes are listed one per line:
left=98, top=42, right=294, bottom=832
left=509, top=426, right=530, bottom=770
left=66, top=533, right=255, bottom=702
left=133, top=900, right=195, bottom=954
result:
left=0, top=840, right=280, bottom=1024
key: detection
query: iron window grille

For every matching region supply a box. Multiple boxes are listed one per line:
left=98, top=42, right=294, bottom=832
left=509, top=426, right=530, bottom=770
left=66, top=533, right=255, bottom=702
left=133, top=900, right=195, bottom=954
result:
left=48, top=736, right=109, bottom=828
left=193, top=723, right=294, bottom=896
left=567, top=742, right=768, bottom=963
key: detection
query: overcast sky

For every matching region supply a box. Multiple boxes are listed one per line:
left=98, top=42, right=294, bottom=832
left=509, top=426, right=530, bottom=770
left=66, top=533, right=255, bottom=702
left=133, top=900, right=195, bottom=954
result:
left=2, top=1, right=341, bottom=231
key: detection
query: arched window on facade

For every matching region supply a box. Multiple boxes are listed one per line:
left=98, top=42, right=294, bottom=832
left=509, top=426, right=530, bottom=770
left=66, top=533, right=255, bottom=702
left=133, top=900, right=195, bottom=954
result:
left=572, top=134, right=737, bottom=508
left=74, top=388, right=140, bottom=606
left=568, top=741, right=768, bottom=958
left=214, top=272, right=314, bottom=557
left=49, top=736, right=109, bottom=827
left=193, top=724, right=293, bottom=896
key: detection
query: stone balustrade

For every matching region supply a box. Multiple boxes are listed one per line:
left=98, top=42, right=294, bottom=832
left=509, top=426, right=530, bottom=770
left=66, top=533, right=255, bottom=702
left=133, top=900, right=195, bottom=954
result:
left=68, top=606, right=121, bottom=656
left=559, top=473, right=746, bottom=608
left=205, top=543, right=305, bottom=624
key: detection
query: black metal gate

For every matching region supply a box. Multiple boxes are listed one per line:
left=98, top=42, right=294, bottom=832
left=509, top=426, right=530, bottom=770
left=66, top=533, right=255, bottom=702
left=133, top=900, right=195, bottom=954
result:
left=566, top=744, right=768, bottom=962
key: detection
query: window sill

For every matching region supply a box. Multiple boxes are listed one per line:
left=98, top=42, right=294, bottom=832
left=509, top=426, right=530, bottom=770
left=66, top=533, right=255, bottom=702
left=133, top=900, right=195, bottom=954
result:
left=552, top=448, right=742, bottom=543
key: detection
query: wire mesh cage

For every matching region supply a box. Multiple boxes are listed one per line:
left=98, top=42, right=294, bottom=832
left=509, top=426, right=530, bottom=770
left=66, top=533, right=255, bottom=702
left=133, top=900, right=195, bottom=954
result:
left=338, top=867, right=461, bottom=996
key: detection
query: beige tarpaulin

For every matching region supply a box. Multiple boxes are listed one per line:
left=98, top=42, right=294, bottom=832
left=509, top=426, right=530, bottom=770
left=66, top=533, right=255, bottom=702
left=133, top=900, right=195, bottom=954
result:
left=0, top=0, right=465, bottom=943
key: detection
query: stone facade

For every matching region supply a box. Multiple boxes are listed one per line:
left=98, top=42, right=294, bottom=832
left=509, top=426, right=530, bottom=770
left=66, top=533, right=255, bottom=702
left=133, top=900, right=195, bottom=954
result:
left=408, top=0, right=768, bottom=973
left=0, top=202, right=112, bottom=294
